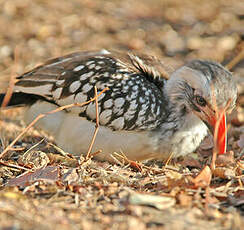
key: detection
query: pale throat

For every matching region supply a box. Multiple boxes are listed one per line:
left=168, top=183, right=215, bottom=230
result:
left=150, top=105, right=209, bottom=159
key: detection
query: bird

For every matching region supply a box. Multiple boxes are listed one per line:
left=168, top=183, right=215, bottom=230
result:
left=0, top=50, right=237, bottom=162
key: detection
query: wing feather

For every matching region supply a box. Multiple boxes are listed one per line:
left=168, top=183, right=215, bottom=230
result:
left=12, top=50, right=170, bottom=131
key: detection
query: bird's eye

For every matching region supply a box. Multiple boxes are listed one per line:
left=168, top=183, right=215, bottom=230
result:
left=195, top=95, right=206, bottom=107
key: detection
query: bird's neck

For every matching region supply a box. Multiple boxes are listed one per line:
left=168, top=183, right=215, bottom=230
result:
left=150, top=95, right=208, bottom=158
left=161, top=99, right=189, bottom=135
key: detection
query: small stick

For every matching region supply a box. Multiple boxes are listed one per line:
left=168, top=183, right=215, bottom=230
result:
left=163, top=152, right=174, bottom=169
left=1, top=47, right=19, bottom=107
left=0, top=87, right=109, bottom=159
left=85, top=86, right=100, bottom=160
left=225, top=46, right=244, bottom=70
left=0, top=160, right=33, bottom=172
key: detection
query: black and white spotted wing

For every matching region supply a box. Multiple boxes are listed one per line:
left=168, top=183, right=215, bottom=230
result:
left=15, top=51, right=169, bottom=131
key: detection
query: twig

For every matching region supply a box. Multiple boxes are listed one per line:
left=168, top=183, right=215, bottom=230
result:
left=163, top=152, right=174, bottom=169
left=225, top=45, right=244, bottom=70
left=0, top=87, right=109, bottom=159
left=0, top=160, right=33, bottom=172
left=85, top=86, right=100, bottom=161
left=48, top=143, right=69, bottom=157
left=1, top=47, right=19, bottom=107
left=22, top=138, right=45, bottom=158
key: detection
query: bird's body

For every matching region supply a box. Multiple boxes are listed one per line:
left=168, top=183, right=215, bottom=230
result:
left=0, top=50, right=237, bottom=162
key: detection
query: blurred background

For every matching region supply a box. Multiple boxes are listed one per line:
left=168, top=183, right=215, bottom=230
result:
left=0, top=0, right=243, bottom=76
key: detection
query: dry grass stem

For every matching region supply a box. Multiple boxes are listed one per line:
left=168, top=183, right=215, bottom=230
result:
left=163, top=152, right=174, bottom=169
left=1, top=47, right=19, bottom=108
left=0, top=87, right=109, bottom=159
left=85, top=86, right=100, bottom=161
left=225, top=45, right=244, bottom=70
left=0, top=160, right=33, bottom=172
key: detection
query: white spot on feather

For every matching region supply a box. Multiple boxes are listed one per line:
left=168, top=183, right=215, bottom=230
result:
left=56, top=79, right=65, bottom=86
left=128, top=100, right=137, bottom=110
left=86, top=102, right=99, bottom=120
left=58, top=95, right=75, bottom=106
left=95, top=65, right=102, bottom=70
left=88, top=63, right=95, bottom=69
left=103, top=72, right=109, bottom=77
left=110, top=117, right=124, bottom=130
left=133, top=85, right=139, bottom=91
left=53, top=88, right=62, bottom=99
left=75, top=92, right=87, bottom=103
left=104, top=99, right=113, bottom=109
left=86, top=61, right=94, bottom=66
left=99, top=109, right=112, bottom=124
left=69, top=81, right=81, bottom=93
left=139, top=97, right=145, bottom=103
left=124, top=109, right=135, bottom=121
left=114, top=98, right=125, bottom=107
left=82, top=83, right=93, bottom=93
left=100, top=49, right=110, bottom=55
left=73, top=65, right=84, bottom=72
left=80, top=71, right=94, bottom=80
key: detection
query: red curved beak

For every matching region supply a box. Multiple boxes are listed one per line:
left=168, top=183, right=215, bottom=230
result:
left=197, top=107, right=227, bottom=154
left=209, top=113, right=227, bottom=154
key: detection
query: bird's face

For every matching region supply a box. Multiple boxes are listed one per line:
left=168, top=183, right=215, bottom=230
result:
left=166, top=60, right=237, bottom=154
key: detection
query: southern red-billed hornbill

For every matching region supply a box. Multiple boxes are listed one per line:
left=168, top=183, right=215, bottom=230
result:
left=0, top=50, right=237, bottom=161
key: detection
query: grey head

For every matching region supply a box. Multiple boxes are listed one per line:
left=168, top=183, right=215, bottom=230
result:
left=166, top=60, right=237, bottom=115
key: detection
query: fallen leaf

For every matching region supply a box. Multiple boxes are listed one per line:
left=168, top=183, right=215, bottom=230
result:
left=7, top=166, right=60, bottom=187
left=215, top=151, right=235, bottom=166
left=192, top=165, right=212, bottom=188
left=213, top=167, right=235, bottom=179
left=180, top=156, right=201, bottom=168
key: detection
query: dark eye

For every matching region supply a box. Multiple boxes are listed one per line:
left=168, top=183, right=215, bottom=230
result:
left=195, top=95, right=206, bottom=107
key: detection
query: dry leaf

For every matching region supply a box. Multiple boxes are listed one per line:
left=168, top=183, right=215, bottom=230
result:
left=213, top=167, right=235, bottom=179
left=192, top=166, right=212, bottom=188
left=7, top=166, right=60, bottom=187
left=215, top=151, right=235, bottom=166
left=180, top=156, right=201, bottom=168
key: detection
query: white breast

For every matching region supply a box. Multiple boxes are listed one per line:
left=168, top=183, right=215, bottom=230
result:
left=155, top=113, right=208, bottom=159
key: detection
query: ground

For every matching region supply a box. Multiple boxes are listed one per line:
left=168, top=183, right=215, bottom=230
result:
left=0, top=0, right=243, bottom=229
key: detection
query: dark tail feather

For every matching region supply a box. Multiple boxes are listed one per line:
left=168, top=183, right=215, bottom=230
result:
left=0, top=92, right=42, bottom=108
